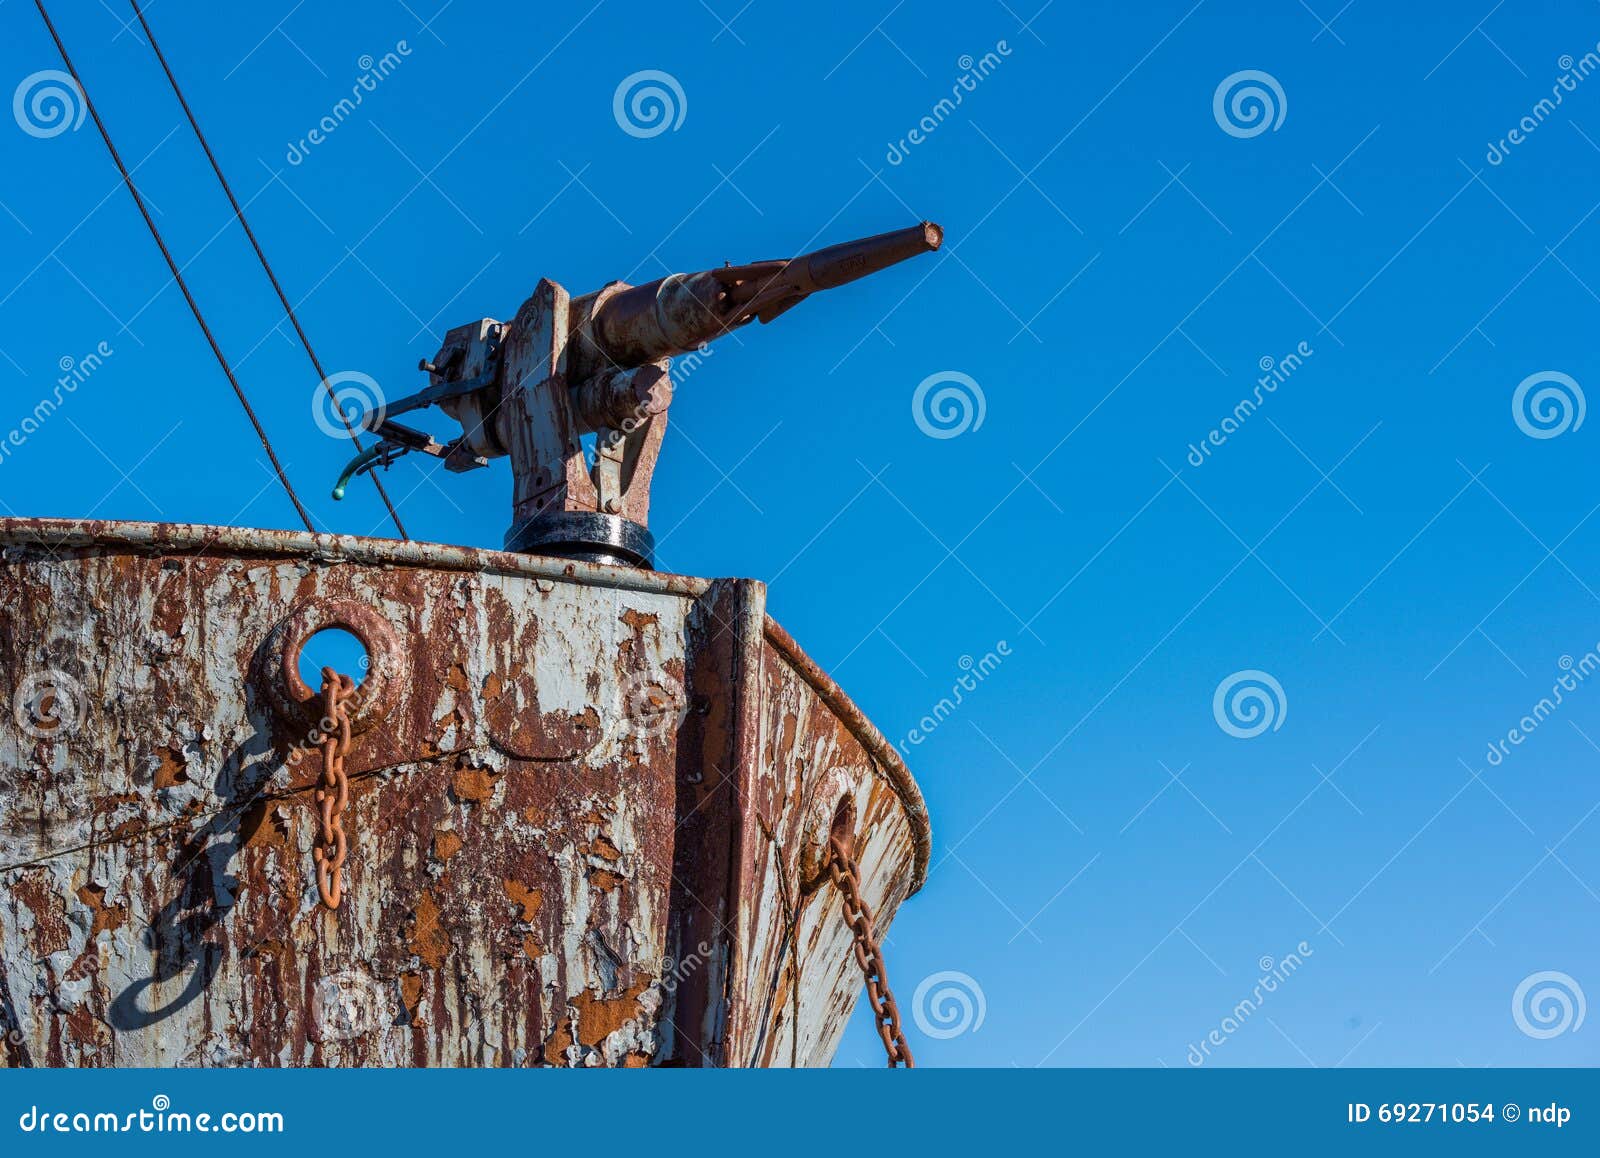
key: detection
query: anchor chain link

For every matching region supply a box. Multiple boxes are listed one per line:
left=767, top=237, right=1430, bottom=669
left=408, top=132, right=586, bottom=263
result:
left=826, top=833, right=914, bottom=1068
left=313, top=668, right=356, bottom=910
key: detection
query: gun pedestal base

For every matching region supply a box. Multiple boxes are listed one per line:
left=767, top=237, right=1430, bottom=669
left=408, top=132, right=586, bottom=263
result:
left=505, top=510, right=655, bottom=569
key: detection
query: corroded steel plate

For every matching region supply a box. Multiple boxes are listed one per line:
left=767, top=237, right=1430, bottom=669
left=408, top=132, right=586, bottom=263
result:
left=0, top=520, right=927, bottom=1067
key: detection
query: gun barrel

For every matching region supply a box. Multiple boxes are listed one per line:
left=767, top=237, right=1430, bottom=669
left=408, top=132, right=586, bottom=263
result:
left=790, top=221, right=944, bottom=295
left=588, top=220, right=942, bottom=367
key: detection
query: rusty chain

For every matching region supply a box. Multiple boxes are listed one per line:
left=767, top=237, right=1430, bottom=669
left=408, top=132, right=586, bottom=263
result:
left=826, top=833, right=914, bottom=1068
left=313, top=668, right=355, bottom=910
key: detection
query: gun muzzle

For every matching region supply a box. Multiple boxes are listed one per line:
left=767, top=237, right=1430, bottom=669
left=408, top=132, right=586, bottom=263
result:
left=588, top=221, right=943, bottom=367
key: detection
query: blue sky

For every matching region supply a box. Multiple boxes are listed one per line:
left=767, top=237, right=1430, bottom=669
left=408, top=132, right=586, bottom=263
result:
left=4, top=0, right=1600, bottom=1067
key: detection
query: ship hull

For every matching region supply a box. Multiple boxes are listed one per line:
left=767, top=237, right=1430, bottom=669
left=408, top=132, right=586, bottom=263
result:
left=0, top=520, right=927, bottom=1067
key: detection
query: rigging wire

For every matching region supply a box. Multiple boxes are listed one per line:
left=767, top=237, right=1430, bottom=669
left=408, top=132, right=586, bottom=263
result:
left=129, top=0, right=409, bottom=540
left=31, top=0, right=315, bottom=532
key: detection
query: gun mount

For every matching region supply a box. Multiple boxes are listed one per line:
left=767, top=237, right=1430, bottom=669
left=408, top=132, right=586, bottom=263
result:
left=333, top=221, right=944, bottom=568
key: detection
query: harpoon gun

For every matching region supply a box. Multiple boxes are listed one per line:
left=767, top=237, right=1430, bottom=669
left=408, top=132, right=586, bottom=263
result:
left=333, top=220, right=943, bottom=567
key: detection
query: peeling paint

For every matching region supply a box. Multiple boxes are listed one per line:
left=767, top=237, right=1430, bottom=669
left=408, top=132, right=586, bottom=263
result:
left=0, top=519, right=928, bottom=1067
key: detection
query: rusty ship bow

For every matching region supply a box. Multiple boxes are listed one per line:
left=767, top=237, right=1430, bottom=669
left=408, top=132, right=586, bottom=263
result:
left=0, top=520, right=928, bottom=1067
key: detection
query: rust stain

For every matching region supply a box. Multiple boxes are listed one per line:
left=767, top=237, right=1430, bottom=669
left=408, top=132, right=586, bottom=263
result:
left=245, top=938, right=288, bottom=960
left=0, top=520, right=928, bottom=1068
left=74, top=883, right=127, bottom=941
left=13, top=872, right=71, bottom=956
left=437, top=703, right=469, bottom=743
left=152, top=744, right=187, bottom=789
left=544, top=1018, right=575, bottom=1063
left=582, top=828, right=624, bottom=890
left=502, top=879, right=542, bottom=922
left=569, top=982, right=651, bottom=1047
left=450, top=765, right=500, bottom=804
left=399, top=973, right=426, bottom=1024
left=407, top=893, right=451, bottom=969
left=63, top=1004, right=102, bottom=1047
left=151, top=570, right=186, bottom=638
left=239, top=800, right=290, bottom=850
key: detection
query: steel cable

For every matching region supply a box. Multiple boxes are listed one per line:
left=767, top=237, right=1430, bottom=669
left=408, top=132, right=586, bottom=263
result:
left=129, top=0, right=409, bottom=539
left=33, top=0, right=315, bottom=532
